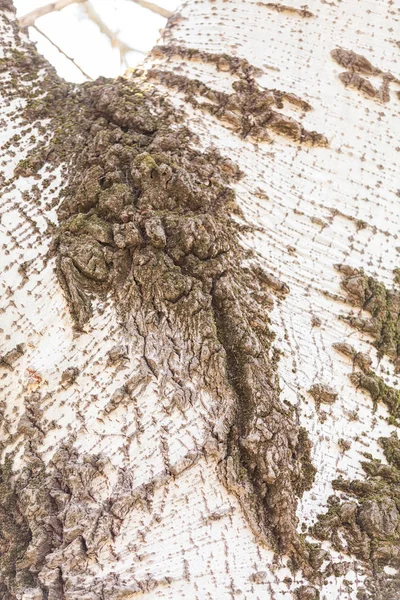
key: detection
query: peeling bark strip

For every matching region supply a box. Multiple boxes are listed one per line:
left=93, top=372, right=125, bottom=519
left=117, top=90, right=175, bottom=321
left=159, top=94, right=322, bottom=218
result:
left=312, top=433, right=400, bottom=600
left=147, top=45, right=327, bottom=145
left=0, top=22, right=317, bottom=596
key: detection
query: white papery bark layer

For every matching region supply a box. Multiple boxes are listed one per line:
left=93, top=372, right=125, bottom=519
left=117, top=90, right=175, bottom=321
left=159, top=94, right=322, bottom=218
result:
left=1, top=0, right=399, bottom=598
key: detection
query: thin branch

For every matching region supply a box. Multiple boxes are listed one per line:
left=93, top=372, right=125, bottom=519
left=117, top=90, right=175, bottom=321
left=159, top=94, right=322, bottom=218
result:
left=82, top=2, right=145, bottom=60
left=32, top=24, right=93, bottom=80
left=129, top=0, right=172, bottom=19
left=19, top=0, right=87, bottom=29
left=19, top=0, right=172, bottom=30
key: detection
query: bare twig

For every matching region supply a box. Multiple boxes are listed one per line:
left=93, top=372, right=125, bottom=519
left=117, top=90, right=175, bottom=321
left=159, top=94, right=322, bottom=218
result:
left=82, top=2, right=145, bottom=63
left=19, top=0, right=87, bottom=29
left=129, top=0, right=172, bottom=19
left=19, top=0, right=172, bottom=30
left=32, top=24, right=93, bottom=80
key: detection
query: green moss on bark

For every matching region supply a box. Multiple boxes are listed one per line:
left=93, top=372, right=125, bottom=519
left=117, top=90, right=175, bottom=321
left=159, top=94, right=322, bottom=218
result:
left=312, top=433, right=400, bottom=599
left=336, top=264, right=400, bottom=371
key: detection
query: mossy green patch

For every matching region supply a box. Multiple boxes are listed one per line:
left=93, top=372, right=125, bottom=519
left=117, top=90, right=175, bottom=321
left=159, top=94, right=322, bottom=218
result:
left=350, top=371, right=400, bottom=418
left=313, top=433, right=400, bottom=599
left=336, top=264, right=400, bottom=371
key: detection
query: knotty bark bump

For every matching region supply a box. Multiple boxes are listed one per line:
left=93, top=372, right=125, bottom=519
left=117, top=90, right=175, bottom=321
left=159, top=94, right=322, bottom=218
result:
left=0, top=22, right=317, bottom=596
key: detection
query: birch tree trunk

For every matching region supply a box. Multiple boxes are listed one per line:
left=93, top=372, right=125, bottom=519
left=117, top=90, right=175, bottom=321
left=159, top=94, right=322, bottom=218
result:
left=1, top=0, right=400, bottom=598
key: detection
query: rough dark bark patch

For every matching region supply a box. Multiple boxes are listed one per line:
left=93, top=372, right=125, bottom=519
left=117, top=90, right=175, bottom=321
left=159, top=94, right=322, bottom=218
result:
left=146, top=45, right=327, bottom=146
left=257, top=3, right=315, bottom=18
left=336, top=264, right=400, bottom=373
left=0, top=0, right=14, bottom=11
left=312, top=433, right=400, bottom=600
left=0, top=26, right=317, bottom=596
left=0, top=460, right=32, bottom=600
left=331, top=48, right=399, bottom=103
left=151, top=44, right=263, bottom=78
left=308, top=269, right=400, bottom=598
left=333, top=341, right=400, bottom=421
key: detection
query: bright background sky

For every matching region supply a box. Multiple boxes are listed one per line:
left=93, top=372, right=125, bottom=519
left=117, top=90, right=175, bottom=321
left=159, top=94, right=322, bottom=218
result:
left=14, top=0, right=179, bottom=82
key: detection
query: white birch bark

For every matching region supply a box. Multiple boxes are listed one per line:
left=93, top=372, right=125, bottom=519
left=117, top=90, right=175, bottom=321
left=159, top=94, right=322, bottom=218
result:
left=1, top=0, right=400, bottom=599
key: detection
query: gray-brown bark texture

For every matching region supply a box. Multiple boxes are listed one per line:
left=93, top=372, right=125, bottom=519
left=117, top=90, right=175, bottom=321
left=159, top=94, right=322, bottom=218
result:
left=1, top=0, right=400, bottom=599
